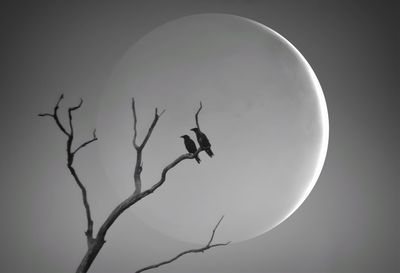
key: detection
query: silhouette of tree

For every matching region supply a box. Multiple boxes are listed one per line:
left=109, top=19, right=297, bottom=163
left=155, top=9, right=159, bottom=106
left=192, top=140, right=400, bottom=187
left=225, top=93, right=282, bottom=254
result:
left=39, top=95, right=230, bottom=273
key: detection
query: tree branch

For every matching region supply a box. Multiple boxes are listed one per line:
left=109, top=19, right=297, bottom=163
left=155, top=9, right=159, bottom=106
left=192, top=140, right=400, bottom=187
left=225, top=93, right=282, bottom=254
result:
left=143, top=148, right=203, bottom=196
left=195, top=101, right=202, bottom=130
left=67, top=98, right=83, bottom=136
left=67, top=163, right=94, bottom=245
left=39, top=95, right=95, bottom=246
left=41, top=96, right=228, bottom=273
left=135, top=216, right=230, bottom=273
left=96, top=148, right=203, bottom=242
left=139, top=107, right=166, bottom=150
left=38, top=94, right=70, bottom=136
left=73, top=129, right=98, bottom=155
left=131, top=98, right=166, bottom=194
left=132, top=98, right=139, bottom=149
left=96, top=98, right=206, bottom=243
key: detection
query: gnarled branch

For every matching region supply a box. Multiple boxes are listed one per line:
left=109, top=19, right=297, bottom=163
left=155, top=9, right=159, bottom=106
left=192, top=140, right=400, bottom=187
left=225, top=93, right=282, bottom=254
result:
left=135, top=216, right=230, bottom=273
left=39, top=95, right=96, bottom=246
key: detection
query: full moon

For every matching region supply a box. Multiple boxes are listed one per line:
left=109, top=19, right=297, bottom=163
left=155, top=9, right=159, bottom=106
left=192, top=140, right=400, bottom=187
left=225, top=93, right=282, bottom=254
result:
left=97, top=14, right=329, bottom=244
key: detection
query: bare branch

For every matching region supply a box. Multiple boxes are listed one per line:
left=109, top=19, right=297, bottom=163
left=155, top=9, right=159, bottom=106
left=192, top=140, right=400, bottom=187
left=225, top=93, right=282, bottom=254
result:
left=68, top=98, right=83, bottom=136
left=195, top=101, right=202, bottom=130
left=55, top=93, right=64, bottom=107
left=96, top=149, right=203, bottom=242
left=131, top=99, right=166, bottom=151
left=44, top=97, right=225, bottom=273
left=39, top=95, right=94, bottom=246
left=73, top=129, right=98, bottom=154
left=139, top=107, right=165, bottom=150
left=70, top=98, right=84, bottom=111
left=158, top=109, right=166, bottom=117
left=38, top=94, right=70, bottom=136
left=132, top=98, right=139, bottom=149
left=135, top=216, right=230, bottom=273
left=144, top=148, right=203, bottom=196
left=131, top=98, right=166, bottom=194
left=207, top=215, right=225, bottom=245
left=67, top=164, right=94, bottom=245
left=38, top=113, right=53, bottom=118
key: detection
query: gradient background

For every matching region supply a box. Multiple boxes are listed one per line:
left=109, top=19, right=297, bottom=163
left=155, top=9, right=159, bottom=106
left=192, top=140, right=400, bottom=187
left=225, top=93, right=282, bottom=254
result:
left=1, top=1, right=399, bottom=273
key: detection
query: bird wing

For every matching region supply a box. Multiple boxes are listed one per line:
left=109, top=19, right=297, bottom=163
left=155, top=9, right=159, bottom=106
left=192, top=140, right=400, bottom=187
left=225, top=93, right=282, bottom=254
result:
left=200, top=132, right=211, bottom=147
left=186, top=138, right=197, bottom=153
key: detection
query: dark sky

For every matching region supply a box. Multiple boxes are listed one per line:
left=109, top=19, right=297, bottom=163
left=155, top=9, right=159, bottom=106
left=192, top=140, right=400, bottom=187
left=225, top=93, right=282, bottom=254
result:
left=1, top=1, right=399, bottom=273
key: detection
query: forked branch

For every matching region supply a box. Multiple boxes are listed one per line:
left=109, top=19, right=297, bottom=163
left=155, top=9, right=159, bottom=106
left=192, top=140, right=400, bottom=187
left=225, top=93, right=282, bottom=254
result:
left=73, top=129, right=97, bottom=155
left=39, top=94, right=97, bottom=246
left=38, top=94, right=69, bottom=136
left=131, top=98, right=165, bottom=194
left=40, top=96, right=228, bottom=273
left=96, top=98, right=214, bottom=249
left=132, top=98, right=165, bottom=150
left=96, top=140, right=205, bottom=243
left=135, top=216, right=230, bottom=273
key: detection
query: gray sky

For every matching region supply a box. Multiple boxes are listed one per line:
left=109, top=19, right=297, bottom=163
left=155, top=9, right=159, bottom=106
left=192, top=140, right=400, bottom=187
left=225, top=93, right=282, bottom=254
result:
left=0, top=1, right=399, bottom=273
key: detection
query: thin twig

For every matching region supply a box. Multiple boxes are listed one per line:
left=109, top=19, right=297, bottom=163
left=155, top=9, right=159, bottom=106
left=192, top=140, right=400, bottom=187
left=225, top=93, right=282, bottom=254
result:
left=68, top=98, right=83, bottom=136
left=135, top=216, right=230, bottom=273
left=195, top=101, right=202, bottom=130
left=38, top=94, right=70, bottom=136
left=132, top=98, right=139, bottom=149
left=139, top=107, right=166, bottom=150
left=73, top=129, right=98, bottom=154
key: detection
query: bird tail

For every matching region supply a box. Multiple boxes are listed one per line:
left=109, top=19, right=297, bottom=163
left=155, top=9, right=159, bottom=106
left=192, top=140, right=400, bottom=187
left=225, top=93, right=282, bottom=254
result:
left=195, top=156, right=201, bottom=164
left=206, top=148, right=214, bottom=158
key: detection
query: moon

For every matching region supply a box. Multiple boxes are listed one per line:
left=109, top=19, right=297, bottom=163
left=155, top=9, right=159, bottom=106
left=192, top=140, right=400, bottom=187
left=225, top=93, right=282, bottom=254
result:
left=97, top=14, right=329, bottom=244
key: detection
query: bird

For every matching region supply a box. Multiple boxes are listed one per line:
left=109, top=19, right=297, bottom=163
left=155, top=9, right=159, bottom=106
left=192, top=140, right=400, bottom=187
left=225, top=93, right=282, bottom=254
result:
left=190, top=127, right=214, bottom=157
left=180, top=135, right=201, bottom=163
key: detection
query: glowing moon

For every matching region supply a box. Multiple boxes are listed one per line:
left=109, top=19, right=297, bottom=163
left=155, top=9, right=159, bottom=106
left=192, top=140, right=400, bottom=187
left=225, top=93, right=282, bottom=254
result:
left=97, top=14, right=329, bottom=244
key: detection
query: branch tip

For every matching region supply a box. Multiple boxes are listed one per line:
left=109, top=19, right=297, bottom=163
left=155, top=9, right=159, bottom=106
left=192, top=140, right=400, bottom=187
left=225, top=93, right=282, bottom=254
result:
left=195, top=101, right=203, bottom=130
left=135, top=215, right=229, bottom=273
left=69, top=98, right=83, bottom=112
left=55, top=94, right=64, bottom=108
left=38, top=113, right=53, bottom=117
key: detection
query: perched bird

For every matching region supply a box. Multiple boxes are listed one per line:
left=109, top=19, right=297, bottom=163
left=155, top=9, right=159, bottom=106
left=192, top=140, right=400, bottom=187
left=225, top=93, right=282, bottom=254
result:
left=190, top=127, right=214, bottom=157
left=180, top=135, right=201, bottom=163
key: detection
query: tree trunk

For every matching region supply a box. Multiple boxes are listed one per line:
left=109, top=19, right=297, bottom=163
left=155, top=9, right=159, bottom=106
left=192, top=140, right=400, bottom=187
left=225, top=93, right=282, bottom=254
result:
left=76, top=239, right=105, bottom=273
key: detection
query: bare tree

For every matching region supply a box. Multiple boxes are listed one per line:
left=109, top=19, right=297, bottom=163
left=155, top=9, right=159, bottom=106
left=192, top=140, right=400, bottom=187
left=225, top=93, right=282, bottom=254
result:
left=39, top=95, right=230, bottom=273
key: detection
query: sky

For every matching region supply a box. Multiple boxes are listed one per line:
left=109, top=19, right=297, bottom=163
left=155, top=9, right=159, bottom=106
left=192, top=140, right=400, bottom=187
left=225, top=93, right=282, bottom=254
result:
left=0, top=1, right=399, bottom=273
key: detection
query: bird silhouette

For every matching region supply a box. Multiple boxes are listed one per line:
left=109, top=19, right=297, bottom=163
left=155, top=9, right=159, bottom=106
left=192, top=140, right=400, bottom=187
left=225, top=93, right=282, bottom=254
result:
left=180, top=135, right=201, bottom=163
left=190, top=128, right=214, bottom=157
